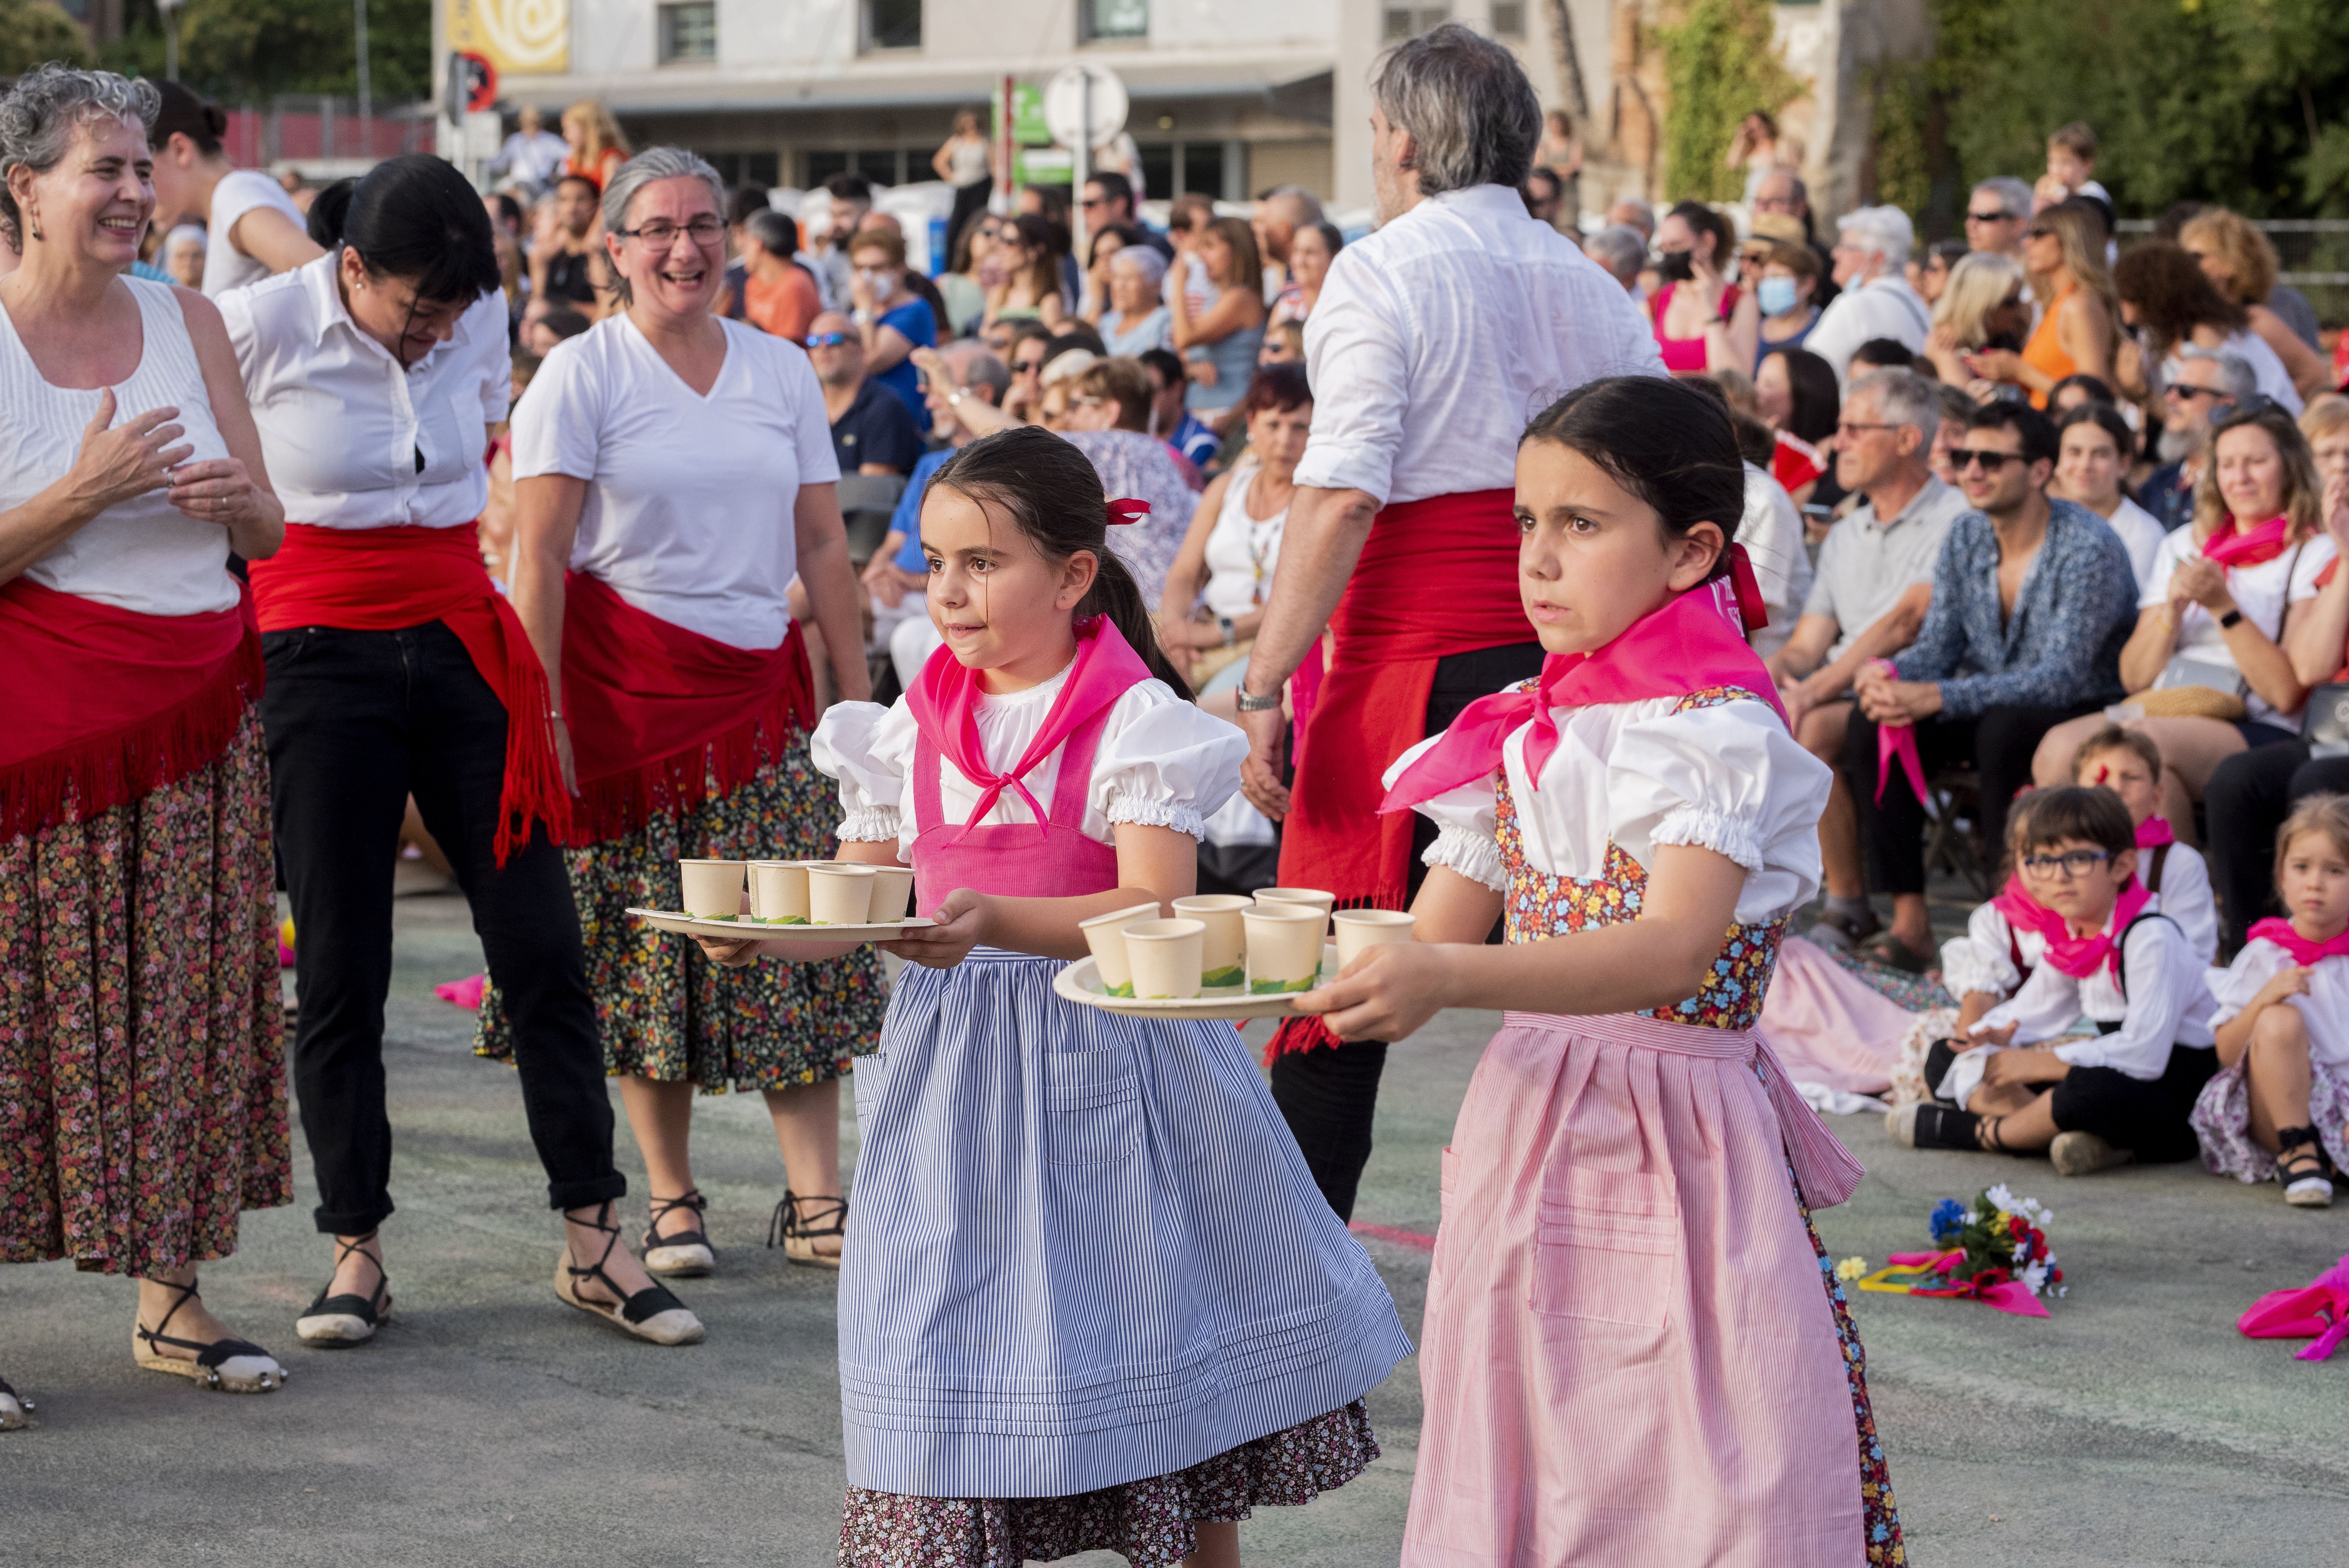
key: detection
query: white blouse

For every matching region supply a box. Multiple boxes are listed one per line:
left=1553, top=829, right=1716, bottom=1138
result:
left=1940, top=842, right=2217, bottom=994
left=513, top=313, right=838, bottom=650
left=2139, top=523, right=2334, bottom=725
left=2211, top=942, right=2349, bottom=1069
left=1970, top=907, right=2215, bottom=1082
left=813, top=663, right=1247, bottom=858
left=1391, top=693, right=1830, bottom=927
left=221, top=256, right=509, bottom=533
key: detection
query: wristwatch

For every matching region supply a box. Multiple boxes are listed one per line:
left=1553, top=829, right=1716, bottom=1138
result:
left=1217, top=616, right=1237, bottom=648
left=2218, top=608, right=2244, bottom=630
left=947, top=388, right=967, bottom=406
left=1235, top=688, right=1283, bottom=712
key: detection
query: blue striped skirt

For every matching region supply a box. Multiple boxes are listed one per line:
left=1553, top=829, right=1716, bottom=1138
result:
left=838, top=948, right=1412, bottom=1499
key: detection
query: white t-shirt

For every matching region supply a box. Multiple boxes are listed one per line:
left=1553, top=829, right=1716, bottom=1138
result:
left=204, top=169, right=307, bottom=298
left=814, top=666, right=1246, bottom=857
left=512, top=313, right=839, bottom=650
left=1737, top=461, right=1814, bottom=660
left=2139, top=523, right=2335, bottom=725
left=2096, top=495, right=2167, bottom=599
left=1200, top=461, right=1287, bottom=619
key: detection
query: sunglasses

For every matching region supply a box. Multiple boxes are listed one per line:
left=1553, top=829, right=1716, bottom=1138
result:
left=1966, top=208, right=2017, bottom=223
left=1949, top=448, right=2022, bottom=471
left=2163, top=383, right=2226, bottom=401
left=804, top=332, right=851, bottom=348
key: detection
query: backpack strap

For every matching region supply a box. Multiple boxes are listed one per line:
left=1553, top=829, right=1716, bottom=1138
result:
left=2148, top=840, right=2171, bottom=897
left=2007, top=922, right=2032, bottom=995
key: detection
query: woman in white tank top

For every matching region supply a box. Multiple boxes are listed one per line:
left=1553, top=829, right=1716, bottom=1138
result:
left=1155, top=363, right=1314, bottom=709
left=0, top=66, right=289, bottom=1420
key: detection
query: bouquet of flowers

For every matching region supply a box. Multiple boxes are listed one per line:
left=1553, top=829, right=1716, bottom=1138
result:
left=1851, top=1185, right=2064, bottom=1317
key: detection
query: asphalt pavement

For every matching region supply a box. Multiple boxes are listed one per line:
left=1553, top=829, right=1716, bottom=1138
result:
left=5, top=889, right=2346, bottom=1566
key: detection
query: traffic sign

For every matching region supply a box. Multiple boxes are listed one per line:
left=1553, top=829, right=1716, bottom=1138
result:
left=1043, top=64, right=1128, bottom=151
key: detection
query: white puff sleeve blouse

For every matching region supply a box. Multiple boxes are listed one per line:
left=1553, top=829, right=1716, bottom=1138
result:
left=1389, top=693, right=1830, bottom=927
left=2210, top=941, right=2349, bottom=1069
left=811, top=665, right=1246, bottom=860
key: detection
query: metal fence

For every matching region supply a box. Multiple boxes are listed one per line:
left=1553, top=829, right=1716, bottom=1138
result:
left=219, top=97, right=437, bottom=173
left=2118, top=217, right=2349, bottom=326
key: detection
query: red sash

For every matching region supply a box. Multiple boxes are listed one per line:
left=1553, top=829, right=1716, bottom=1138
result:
left=248, top=522, right=567, bottom=864
left=0, top=577, right=263, bottom=840
left=560, top=572, right=815, bottom=846
left=1276, top=488, right=1524, bottom=910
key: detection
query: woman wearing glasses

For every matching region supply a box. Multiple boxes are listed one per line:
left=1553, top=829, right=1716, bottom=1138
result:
left=2032, top=399, right=2337, bottom=846
left=227, top=155, right=694, bottom=1349
left=1958, top=202, right=2116, bottom=409
left=480, top=149, right=884, bottom=1287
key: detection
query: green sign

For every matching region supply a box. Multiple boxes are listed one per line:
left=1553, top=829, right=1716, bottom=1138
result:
left=1015, top=146, right=1073, bottom=185
left=995, top=82, right=1050, bottom=147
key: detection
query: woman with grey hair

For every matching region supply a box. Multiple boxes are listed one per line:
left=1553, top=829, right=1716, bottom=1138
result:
left=228, top=153, right=697, bottom=1349
left=1097, top=243, right=1172, bottom=355
left=477, top=148, right=885, bottom=1281
left=0, top=64, right=288, bottom=1415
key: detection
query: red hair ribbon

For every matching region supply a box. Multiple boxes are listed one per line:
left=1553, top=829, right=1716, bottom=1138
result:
left=1724, top=542, right=1770, bottom=633
left=1107, top=498, right=1150, bottom=526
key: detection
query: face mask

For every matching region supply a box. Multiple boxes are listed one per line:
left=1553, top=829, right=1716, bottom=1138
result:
left=1657, top=250, right=1695, bottom=283
left=1757, top=276, right=1800, bottom=317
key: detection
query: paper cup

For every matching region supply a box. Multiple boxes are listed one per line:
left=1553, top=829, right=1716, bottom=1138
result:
left=1253, top=887, right=1336, bottom=938
left=1244, top=904, right=1325, bottom=994
left=807, top=864, right=878, bottom=924
left=1333, top=908, right=1416, bottom=967
left=1171, top=894, right=1251, bottom=990
left=1078, top=902, right=1164, bottom=997
left=1123, top=918, right=1206, bottom=1000
left=678, top=859, right=747, bottom=921
left=867, top=865, right=916, bottom=923
left=746, top=861, right=811, bottom=924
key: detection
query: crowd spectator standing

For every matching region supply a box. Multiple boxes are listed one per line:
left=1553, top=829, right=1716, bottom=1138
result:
left=1768, top=371, right=1967, bottom=954
left=559, top=100, right=629, bottom=192
left=1649, top=200, right=1758, bottom=372
left=1843, top=401, right=2137, bottom=969
left=490, top=105, right=570, bottom=188
left=930, top=109, right=992, bottom=258
left=810, top=310, right=920, bottom=478
left=146, top=80, right=321, bottom=296
left=1805, top=205, right=1930, bottom=384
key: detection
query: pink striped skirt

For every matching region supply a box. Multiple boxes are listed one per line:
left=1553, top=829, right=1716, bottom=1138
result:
left=1403, top=1010, right=1895, bottom=1567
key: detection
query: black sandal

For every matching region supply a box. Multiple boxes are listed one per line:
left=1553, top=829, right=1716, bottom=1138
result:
left=133, top=1280, right=284, bottom=1392
left=2276, top=1126, right=2337, bottom=1208
left=641, top=1189, right=715, bottom=1278
left=553, top=1202, right=705, bottom=1345
left=768, top=1190, right=848, bottom=1270
left=0, top=1375, right=29, bottom=1431
left=296, top=1231, right=392, bottom=1347
left=1892, top=1102, right=1982, bottom=1150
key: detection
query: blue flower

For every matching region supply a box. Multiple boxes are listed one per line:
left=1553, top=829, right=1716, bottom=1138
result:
left=1929, top=1197, right=1969, bottom=1244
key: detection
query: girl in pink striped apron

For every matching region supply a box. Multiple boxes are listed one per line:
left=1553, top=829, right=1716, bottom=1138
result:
left=702, top=426, right=1408, bottom=1568
left=1298, top=378, right=1904, bottom=1566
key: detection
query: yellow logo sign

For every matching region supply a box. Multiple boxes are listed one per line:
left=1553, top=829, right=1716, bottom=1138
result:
left=445, top=0, right=570, bottom=76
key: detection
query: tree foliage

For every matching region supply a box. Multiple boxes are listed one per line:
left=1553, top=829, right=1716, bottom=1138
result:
left=1659, top=0, right=1802, bottom=203
left=100, top=0, right=434, bottom=105
left=0, top=0, right=94, bottom=76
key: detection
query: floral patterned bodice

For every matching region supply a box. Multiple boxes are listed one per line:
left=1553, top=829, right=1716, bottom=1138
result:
left=1491, top=686, right=1788, bottom=1031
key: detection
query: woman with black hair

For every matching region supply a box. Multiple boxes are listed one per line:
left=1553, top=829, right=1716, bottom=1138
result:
left=145, top=78, right=321, bottom=296
left=1651, top=199, right=1759, bottom=374
left=222, top=153, right=699, bottom=1350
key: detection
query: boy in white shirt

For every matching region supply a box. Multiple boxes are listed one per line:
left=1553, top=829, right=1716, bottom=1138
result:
left=2069, top=725, right=2217, bottom=964
left=1894, top=786, right=2217, bottom=1174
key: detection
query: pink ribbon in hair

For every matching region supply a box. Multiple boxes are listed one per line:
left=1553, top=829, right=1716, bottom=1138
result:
left=1107, top=498, right=1149, bottom=526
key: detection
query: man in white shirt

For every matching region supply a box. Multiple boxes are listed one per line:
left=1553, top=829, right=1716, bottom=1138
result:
left=490, top=106, right=570, bottom=190
left=1232, top=22, right=1662, bottom=1219
left=1804, top=205, right=1932, bottom=385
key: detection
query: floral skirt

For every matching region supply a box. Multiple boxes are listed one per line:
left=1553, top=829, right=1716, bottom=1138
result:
left=837, top=1401, right=1378, bottom=1568
left=2191, top=1057, right=2349, bottom=1183
left=476, top=736, right=887, bottom=1090
left=0, top=708, right=292, bottom=1277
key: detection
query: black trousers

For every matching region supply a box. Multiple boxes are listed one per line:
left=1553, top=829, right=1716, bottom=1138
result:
left=1267, top=640, right=1545, bottom=1221
left=263, top=620, right=622, bottom=1235
left=1842, top=700, right=2102, bottom=896
left=2049, top=1046, right=2218, bottom=1164
left=2204, top=741, right=2349, bottom=952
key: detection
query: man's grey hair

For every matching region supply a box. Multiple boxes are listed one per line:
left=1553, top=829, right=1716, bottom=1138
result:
left=599, top=147, right=726, bottom=306
left=1971, top=176, right=2034, bottom=221
left=742, top=208, right=796, bottom=257
left=1584, top=224, right=1647, bottom=286
left=1608, top=197, right=1656, bottom=239
left=1262, top=184, right=1324, bottom=225
left=2176, top=345, right=2257, bottom=401
left=1371, top=22, right=1541, bottom=196
left=1847, top=369, right=1940, bottom=445
left=959, top=350, right=1011, bottom=403
left=0, top=65, right=159, bottom=248
left=1835, top=204, right=1914, bottom=270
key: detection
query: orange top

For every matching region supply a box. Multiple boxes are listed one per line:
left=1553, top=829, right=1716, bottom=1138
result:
left=2021, top=281, right=2078, bottom=408
left=744, top=267, right=822, bottom=344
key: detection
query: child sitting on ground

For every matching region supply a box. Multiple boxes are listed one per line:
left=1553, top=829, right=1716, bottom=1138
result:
left=1893, top=786, right=2217, bottom=1175
left=2190, top=794, right=2349, bottom=1208
left=2070, top=725, right=2217, bottom=964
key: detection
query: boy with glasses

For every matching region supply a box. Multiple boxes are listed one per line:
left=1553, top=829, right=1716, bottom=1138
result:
left=1893, top=787, right=2217, bottom=1174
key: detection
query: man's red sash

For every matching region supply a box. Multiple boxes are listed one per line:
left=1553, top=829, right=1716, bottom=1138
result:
left=1276, top=488, right=1525, bottom=909
left=248, top=522, right=567, bottom=864
left=0, top=577, right=264, bottom=841
left=559, top=572, right=815, bottom=847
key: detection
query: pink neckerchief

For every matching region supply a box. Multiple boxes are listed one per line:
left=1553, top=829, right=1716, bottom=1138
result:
left=1380, top=556, right=1781, bottom=812
left=2246, top=917, right=2349, bottom=967
left=1990, top=876, right=2153, bottom=979
left=1870, top=657, right=1928, bottom=805
left=2203, top=514, right=2291, bottom=569
left=2136, top=816, right=2175, bottom=848
left=903, top=615, right=1150, bottom=844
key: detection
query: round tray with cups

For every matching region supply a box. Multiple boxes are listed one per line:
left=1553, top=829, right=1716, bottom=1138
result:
left=629, top=857, right=934, bottom=943
left=1053, top=887, right=1416, bottom=1021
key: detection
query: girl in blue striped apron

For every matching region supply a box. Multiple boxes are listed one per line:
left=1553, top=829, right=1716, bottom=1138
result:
left=703, top=425, right=1410, bottom=1567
